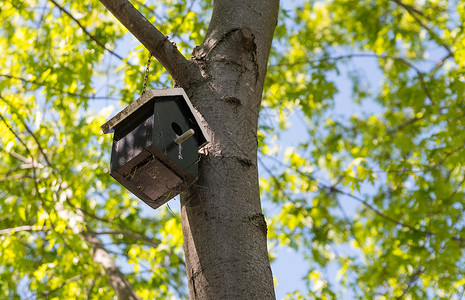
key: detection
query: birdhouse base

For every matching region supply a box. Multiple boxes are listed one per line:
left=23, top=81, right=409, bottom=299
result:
left=110, top=145, right=195, bottom=210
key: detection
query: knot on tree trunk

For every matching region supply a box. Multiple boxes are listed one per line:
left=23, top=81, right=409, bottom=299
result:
left=230, top=27, right=256, bottom=52
left=248, top=212, right=268, bottom=235
left=191, top=27, right=257, bottom=63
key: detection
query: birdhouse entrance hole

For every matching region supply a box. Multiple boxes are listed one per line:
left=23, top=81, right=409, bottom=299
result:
left=171, top=122, right=183, bottom=136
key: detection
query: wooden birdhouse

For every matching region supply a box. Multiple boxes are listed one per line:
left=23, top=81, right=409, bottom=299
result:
left=101, top=88, right=210, bottom=210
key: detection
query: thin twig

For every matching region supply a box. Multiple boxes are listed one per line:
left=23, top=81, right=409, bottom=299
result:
left=0, top=225, right=46, bottom=235
left=329, top=186, right=424, bottom=233
left=21, top=118, right=53, bottom=169
left=48, top=0, right=128, bottom=64
left=93, top=229, right=159, bottom=248
left=40, top=274, right=84, bottom=297
left=390, top=0, right=453, bottom=56
left=0, top=74, right=119, bottom=100
left=67, top=199, right=161, bottom=248
left=395, top=266, right=424, bottom=299
left=1, top=95, right=51, bottom=172
left=0, top=113, right=44, bottom=201
left=263, top=155, right=465, bottom=244
left=272, top=53, right=435, bottom=104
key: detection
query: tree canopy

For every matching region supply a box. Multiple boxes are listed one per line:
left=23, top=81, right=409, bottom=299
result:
left=1, top=0, right=464, bottom=299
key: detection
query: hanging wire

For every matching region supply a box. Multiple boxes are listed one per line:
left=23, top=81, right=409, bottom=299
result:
left=142, top=52, right=153, bottom=95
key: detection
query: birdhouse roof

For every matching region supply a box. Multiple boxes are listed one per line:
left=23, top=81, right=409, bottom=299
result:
left=101, top=89, right=209, bottom=145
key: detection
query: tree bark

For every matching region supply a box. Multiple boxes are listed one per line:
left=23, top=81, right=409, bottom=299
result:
left=180, top=1, right=279, bottom=299
left=98, top=0, right=280, bottom=298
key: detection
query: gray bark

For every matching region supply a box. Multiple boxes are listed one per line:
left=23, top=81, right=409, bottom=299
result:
left=99, top=0, right=280, bottom=298
left=181, top=1, right=279, bottom=298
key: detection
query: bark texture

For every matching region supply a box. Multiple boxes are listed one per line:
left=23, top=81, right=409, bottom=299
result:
left=180, top=1, right=280, bottom=299
left=99, top=0, right=280, bottom=298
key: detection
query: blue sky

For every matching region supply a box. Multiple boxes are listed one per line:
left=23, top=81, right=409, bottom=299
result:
left=89, top=2, right=388, bottom=298
left=263, top=56, right=384, bottom=298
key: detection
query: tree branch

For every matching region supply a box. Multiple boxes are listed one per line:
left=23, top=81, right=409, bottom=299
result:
left=0, top=112, right=44, bottom=202
left=66, top=199, right=161, bottom=251
left=98, top=0, right=198, bottom=87
left=0, top=74, right=119, bottom=100
left=9, top=151, right=30, bottom=164
left=94, top=229, right=159, bottom=248
left=82, top=230, right=141, bottom=300
left=395, top=266, right=424, bottom=299
left=263, top=155, right=465, bottom=245
left=390, top=0, right=453, bottom=57
left=48, top=0, right=128, bottom=64
left=1, top=95, right=53, bottom=172
left=40, top=274, right=83, bottom=297
left=328, top=186, right=425, bottom=233
left=271, top=53, right=435, bottom=104
left=0, top=225, right=45, bottom=235
left=49, top=199, right=139, bottom=300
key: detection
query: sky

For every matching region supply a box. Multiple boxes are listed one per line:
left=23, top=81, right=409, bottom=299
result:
left=89, top=2, right=388, bottom=299
left=265, top=56, right=384, bottom=299
left=95, top=47, right=385, bottom=300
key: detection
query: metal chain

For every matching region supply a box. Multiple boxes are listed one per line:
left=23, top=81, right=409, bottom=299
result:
left=142, top=52, right=152, bottom=95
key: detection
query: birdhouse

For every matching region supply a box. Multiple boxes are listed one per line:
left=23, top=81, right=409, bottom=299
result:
left=101, top=88, right=210, bottom=210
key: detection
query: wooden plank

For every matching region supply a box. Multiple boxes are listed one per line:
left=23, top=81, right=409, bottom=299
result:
left=101, top=88, right=186, bottom=134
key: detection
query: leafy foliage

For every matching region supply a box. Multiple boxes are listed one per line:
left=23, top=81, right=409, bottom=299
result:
left=1, top=0, right=464, bottom=299
left=262, top=0, right=465, bottom=298
left=0, top=0, right=189, bottom=298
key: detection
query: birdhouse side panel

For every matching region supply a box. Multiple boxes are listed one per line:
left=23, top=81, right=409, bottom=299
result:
left=110, top=114, right=154, bottom=173
left=152, top=97, right=201, bottom=177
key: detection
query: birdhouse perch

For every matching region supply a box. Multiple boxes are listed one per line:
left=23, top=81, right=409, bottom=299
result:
left=101, top=88, right=210, bottom=210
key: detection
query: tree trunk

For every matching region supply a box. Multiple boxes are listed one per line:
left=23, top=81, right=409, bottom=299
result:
left=180, top=1, right=279, bottom=299
left=98, top=0, right=280, bottom=298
